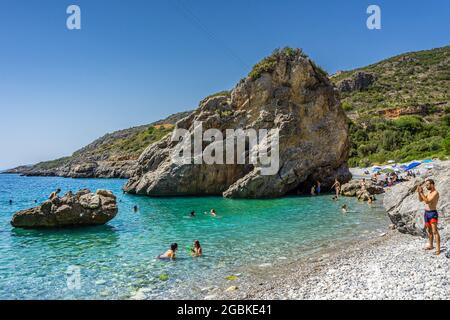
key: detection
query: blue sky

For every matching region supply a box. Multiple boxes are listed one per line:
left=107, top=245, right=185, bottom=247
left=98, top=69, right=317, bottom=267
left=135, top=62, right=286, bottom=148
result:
left=0, top=0, right=449, bottom=170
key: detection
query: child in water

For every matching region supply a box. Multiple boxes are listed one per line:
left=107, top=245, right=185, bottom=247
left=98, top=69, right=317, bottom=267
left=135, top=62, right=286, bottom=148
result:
left=190, top=240, right=203, bottom=257
left=158, top=243, right=178, bottom=260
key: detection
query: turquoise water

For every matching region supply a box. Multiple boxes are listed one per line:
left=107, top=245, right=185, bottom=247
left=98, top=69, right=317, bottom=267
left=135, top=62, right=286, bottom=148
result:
left=0, top=174, right=388, bottom=299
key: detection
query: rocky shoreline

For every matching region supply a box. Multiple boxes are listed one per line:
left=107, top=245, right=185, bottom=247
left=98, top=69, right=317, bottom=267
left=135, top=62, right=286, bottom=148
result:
left=217, top=223, right=449, bottom=300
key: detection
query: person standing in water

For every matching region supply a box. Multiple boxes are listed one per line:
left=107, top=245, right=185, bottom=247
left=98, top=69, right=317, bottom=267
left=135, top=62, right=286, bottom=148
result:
left=316, top=181, right=321, bottom=195
left=310, top=185, right=316, bottom=196
left=418, top=179, right=440, bottom=255
left=331, top=179, right=341, bottom=198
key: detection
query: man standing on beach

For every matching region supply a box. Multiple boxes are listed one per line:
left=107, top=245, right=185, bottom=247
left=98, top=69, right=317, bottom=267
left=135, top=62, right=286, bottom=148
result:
left=417, top=179, right=440, bottom=255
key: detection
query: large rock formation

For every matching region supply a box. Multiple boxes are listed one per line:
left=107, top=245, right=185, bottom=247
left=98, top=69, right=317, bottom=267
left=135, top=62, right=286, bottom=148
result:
left=340, top=179, right=384, bottom=200
left=11, top=189, right=118, bottom=228
left=383, top=162, right=450, bottom=236
left=124, top=48, right=351, bottom=198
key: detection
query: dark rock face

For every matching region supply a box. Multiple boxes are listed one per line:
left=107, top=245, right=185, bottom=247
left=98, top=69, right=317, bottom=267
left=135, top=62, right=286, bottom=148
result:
left=337, top=72, right=377, bottom=93
left=124, top=49, right=351, bottom=198
left=11, top=189, right=118, bottom=228
left=383, top=162, right=449, bottom=236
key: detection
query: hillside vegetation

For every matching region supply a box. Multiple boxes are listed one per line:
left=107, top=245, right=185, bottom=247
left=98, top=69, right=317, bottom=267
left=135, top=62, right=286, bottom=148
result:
left=331, top=45, right=450, bottom=166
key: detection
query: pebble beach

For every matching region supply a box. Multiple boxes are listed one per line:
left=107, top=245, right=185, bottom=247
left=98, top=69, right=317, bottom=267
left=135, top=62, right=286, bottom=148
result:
left=219, top=221, right=449, bottom=300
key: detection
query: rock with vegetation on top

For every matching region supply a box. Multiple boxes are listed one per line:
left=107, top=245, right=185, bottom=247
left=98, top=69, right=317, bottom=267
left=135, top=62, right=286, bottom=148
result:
left=383, top=162, right=450, bottom=236
left=124, top=48, right=351, bottom=198
left=11, top=189, right=118, bottom=228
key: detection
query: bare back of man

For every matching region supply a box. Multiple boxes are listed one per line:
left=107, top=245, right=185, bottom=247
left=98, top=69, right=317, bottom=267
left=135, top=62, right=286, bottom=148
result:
left=417, top=179, right=440, bottom=255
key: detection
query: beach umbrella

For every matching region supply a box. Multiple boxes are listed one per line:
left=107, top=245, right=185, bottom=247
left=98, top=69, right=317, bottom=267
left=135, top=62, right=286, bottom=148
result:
left=405, top=161, right=421, bottom=171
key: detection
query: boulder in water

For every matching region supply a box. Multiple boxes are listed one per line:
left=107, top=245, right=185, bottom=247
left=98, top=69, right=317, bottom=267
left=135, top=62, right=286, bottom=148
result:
left=11, top=189, right=118, bottom=228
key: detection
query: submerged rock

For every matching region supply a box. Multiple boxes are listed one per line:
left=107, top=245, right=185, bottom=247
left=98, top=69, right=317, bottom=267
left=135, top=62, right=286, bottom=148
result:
left=124, top=48, right=351, bottom=198
left=11, top=189, right=118, bottom=228
left=383, top=162, right=450, bottom=236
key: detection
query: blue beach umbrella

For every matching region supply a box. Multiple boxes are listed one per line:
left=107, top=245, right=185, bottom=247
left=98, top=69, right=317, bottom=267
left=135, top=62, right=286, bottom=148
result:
left=405, top=161, right=421, bottom=171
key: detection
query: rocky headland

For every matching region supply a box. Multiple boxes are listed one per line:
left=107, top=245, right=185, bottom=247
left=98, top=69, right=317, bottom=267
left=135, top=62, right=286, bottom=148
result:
left=11, top=189, right=118, bottom=228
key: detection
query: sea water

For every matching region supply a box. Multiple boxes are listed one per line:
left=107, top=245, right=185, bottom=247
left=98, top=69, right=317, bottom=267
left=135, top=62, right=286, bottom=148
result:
left=0, top=174, right=389, bottom=299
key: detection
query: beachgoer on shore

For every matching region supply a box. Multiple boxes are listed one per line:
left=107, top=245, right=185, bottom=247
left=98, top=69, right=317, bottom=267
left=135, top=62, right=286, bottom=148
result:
left=49, top=189, right=61, bottom=200
left=418, top=179, right=441, bottom=255
left=190, top=240, right=202, bottom=257
left=310, top=185, right=316, bottom=196
left=158, top=243, right=178, bottom=260
left=331, top=179, right=341, bottom=198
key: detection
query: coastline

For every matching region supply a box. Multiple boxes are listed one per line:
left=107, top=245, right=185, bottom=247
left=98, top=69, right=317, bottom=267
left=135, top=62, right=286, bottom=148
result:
left=217, top=220, right=449, bottom=300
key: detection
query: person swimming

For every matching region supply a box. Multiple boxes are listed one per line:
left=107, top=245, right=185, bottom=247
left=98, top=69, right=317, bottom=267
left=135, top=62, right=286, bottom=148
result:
left=341, top=204, right=348, bottom=213
left=190, top=211, right=196, bottom=217
left=133, top=205, right=139, bottom=213
left=190, top=240, right=202, bottom=257
left=9, top=200, right=12, bottom=205
left=49, top=189, right=61, bottom=200
left=210, top=209, right=217, bottom=217
left=158, top=243, right=178, bottom=260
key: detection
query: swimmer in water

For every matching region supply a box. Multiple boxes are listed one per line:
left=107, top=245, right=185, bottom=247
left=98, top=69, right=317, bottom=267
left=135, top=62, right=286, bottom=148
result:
left=9, top=200, right=13, bottom=205
left=190, top=211, right=196, bottom=217
left=158, top=243, right=178, bottom=260
left=210, top=209, right=217, bottom=217
left=341, top=204, right=348, bottom=213
left=133, top=205, right=139, bottom=213
left=190, top=240, right=202, bottom=257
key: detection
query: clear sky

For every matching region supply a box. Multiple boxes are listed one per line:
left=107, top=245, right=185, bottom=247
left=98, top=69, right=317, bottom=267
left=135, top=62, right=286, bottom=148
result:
left=0, top=0, right=449, bottom=170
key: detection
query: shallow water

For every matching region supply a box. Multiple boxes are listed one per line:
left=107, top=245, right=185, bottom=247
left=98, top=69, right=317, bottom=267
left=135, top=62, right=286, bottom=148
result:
left=0, top=174, right=389, bottom=299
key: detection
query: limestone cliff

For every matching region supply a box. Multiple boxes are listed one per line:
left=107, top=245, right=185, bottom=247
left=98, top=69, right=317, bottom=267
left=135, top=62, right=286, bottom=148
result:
left=124, top=48, right=351, bottom=198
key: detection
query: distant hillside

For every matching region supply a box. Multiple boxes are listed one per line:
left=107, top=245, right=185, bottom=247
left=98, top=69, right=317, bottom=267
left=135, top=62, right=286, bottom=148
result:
left=331, top=45, right=450, bottom=166
left=6, top=110, right=192, bottom=177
